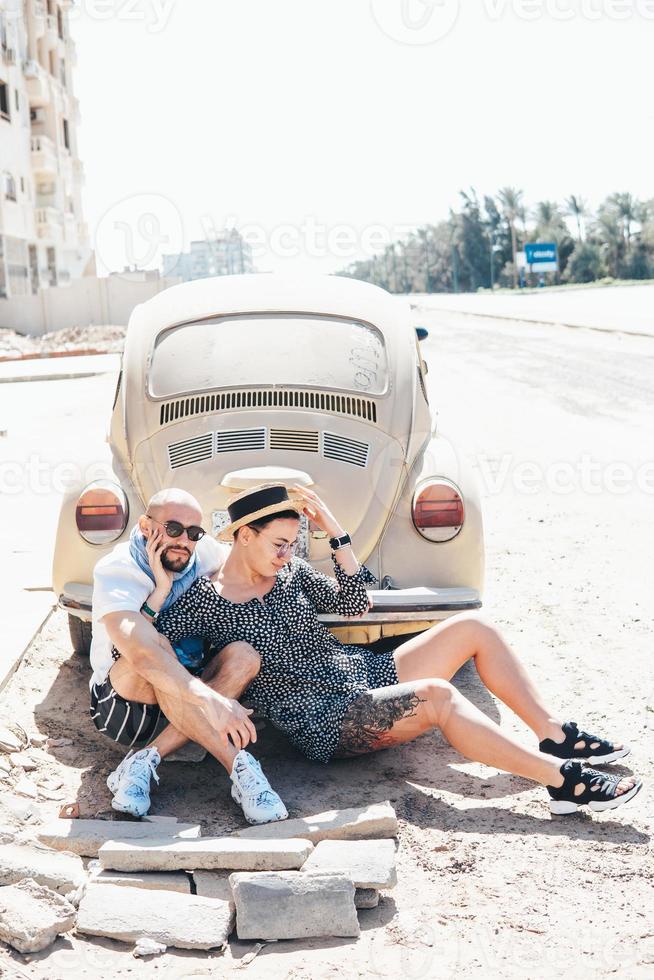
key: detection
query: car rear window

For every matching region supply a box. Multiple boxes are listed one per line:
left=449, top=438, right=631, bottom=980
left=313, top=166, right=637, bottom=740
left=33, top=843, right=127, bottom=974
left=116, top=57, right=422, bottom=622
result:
left=148, top=314, right=388, bottom=398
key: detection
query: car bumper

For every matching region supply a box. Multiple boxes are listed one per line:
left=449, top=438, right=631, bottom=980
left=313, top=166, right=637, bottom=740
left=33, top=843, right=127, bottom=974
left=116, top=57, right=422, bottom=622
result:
left=60, top=583, right=481, bottom=626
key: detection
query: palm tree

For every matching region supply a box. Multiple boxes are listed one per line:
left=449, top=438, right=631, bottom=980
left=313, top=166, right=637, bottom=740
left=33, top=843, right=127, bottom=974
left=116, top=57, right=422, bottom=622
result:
left=564, top=195, right=588, bottom=242
left=607, top=192, right=640, bottom=255
left=497, top=186, right=524, bottom=287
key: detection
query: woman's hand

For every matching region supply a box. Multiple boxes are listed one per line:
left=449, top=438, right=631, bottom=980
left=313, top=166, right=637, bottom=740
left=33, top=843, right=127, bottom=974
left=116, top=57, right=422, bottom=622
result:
left=292, top=486, right=344, bottom=538
left=145, top=526, right=174, bottom=595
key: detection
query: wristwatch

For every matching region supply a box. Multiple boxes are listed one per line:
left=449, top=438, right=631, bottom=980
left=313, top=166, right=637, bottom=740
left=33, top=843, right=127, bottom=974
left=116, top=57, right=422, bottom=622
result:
left=329, top=532, right=351, bottom=551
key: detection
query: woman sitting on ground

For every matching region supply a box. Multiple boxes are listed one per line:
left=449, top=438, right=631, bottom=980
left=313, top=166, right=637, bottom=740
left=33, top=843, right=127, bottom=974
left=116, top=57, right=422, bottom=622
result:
left=154, top=483, right=642, bottom=816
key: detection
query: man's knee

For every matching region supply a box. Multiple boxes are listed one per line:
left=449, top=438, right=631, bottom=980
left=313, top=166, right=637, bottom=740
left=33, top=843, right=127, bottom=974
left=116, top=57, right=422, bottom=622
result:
left=218, top=641, right=261, bottom=681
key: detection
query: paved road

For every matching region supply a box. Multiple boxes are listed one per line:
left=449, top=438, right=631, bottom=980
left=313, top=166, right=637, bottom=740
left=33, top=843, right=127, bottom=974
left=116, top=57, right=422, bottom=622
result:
left=0, top=365, right=119, bottom=688
left=414, top=283, right=654, bottom=336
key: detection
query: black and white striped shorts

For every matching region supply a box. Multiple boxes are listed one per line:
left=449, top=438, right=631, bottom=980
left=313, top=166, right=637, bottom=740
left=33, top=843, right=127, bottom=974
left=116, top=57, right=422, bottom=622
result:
left=89, top=676, right=169, bottom=749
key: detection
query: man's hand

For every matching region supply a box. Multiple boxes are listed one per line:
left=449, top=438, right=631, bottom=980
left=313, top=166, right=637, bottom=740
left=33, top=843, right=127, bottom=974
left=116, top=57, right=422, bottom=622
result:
left=195, top=688, right=257, bottom=751
left=145, top=526, right=174, bottom=595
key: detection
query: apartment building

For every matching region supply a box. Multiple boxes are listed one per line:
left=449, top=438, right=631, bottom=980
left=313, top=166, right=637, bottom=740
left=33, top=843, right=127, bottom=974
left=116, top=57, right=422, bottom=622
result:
left=162, top=231, right=254, bottom=282
left=0, top=0, right=89, bottom=299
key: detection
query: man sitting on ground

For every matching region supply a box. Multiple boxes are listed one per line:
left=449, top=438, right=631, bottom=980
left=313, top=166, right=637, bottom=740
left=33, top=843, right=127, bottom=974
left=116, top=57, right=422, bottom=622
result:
left=89, top=488, right=287, bottom=824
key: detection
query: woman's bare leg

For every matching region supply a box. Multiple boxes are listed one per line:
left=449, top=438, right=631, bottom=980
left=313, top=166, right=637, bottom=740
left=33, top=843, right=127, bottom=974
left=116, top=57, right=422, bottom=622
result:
left=393, top=613, right=622, bottom=749
left=334, top=680, right=636, bottom=797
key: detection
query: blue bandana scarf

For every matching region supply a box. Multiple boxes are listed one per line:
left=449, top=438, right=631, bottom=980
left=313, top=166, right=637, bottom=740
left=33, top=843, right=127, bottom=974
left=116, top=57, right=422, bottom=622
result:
left=129, top=525, right=205, bottom=670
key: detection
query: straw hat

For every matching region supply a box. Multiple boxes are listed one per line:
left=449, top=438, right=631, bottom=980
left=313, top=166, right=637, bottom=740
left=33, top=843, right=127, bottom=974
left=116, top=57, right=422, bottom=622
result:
left=218, top=483, right=304, bottom=542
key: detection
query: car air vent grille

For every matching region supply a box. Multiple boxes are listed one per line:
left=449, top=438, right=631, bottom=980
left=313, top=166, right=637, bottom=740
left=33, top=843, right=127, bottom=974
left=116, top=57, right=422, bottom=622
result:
left=270, top=428, right=320, bottom=452
left=159, top=389, right=377, bottom=426
left=215, top=427, right=266, bottom=453
left=168, top=432, right=214, bottom=470
left=322, top=431, right=370, bottom=468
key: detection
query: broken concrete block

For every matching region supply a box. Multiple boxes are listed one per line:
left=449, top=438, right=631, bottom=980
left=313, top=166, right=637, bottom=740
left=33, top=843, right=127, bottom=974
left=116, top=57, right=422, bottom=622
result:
left=133, top=936, right=166, bottom=957
left=9, top=751, right=38, bottom=771
left=355, top=888, right=380, bottom=909
left=14, top=774, right=38, bottom=798
left=193, top=870, right=233, bottom=903
left=77, top=882, right=234, bottom=950
left=233, top=801, right=398, bottom=843
left=29, top=733, right=49, bottom=748
left=35, top=819, right=202, bottom=857
left=143, top=814, right=178, bottom=824
left=89, top=867, right=190, bottom=894
left=302, top=838, right=397, bottom=889
left=0, top=878, right=76, bottom=953
left=0, top=843, right=86, bottom=897
left=0, top=726, right=24, bottom=753
left=230, top=871, right=359, bottom=940
left=99, top=836, right=313, bottom=873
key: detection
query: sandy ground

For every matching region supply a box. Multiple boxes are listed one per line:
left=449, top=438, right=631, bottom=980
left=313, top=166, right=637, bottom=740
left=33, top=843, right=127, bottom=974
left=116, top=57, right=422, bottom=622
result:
left=0, top=309, right=652, bottom=978
left=0, top=325, right=125, bottom=358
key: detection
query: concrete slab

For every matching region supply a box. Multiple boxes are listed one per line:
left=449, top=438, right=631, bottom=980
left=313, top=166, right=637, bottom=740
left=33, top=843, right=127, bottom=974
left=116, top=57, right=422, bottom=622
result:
left=89, top=866, right=191, bottom=893
left=193, top=870, right=233, bottom=902
left=233, top=801, right=398, bottom=843
left=302, top=838, right=397, bottom=889
left=230, top=871, right=359, bottom=940
left=98, top=836, right=313, bottom=872
left=35, top=818, right=201, bottom=857
left=77, top=882, right=234, bottom=951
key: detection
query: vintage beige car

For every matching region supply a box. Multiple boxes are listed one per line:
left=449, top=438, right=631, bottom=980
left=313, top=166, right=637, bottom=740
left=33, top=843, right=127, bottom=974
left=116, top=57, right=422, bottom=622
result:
left=53, top=273, right=484, bottom=655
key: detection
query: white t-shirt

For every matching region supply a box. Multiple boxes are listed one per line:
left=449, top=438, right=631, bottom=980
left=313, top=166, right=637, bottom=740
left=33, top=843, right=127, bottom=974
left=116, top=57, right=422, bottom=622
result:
left=90, top=536, right=227, bottom=687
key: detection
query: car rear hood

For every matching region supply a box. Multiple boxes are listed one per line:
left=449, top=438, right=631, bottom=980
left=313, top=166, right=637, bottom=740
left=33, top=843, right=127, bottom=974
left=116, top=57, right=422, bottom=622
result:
left=130, top=411, right=413, bottom=569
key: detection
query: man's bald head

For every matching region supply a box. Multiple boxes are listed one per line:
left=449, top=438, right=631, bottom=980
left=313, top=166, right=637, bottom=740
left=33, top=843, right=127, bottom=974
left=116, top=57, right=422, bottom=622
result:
left=145, top=488, right=203, bottom=523
left=138, top=488, right=205, bottom=572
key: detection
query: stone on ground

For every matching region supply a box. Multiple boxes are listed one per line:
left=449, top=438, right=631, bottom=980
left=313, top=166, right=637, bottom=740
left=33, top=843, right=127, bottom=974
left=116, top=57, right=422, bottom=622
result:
left=89, top=866, right=190, bottom=893
left=230, top=870, right=359, bottom=940
left=162, top=741, right=207, bottom=763
left=193, top=870, right=233, bottom=902
left=302, top=838, right=397, bottom=889
left=99, top=836, right=313, bottom=872
left=0, top=842, right=86, bottom=897
left=0, top=878, right=76, bottom=953
left=355, top=888, right=380, bottom=909
left=77, top=882, right=234, bottom=950
left=233, top=801, right=398, bottom=843
left=35, top=818, right=201, bottom=856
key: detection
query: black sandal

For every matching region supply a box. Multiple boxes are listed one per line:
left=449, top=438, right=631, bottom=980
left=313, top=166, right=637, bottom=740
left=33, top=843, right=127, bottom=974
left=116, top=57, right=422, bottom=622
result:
left=548, top=760, right=642, bottom=814
left=539, top=721, right=630, bottom=764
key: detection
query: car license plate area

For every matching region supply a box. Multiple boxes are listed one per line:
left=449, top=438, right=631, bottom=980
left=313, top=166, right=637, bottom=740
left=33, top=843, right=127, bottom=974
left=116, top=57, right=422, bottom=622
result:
left=211, top=510, right=310, bottom=559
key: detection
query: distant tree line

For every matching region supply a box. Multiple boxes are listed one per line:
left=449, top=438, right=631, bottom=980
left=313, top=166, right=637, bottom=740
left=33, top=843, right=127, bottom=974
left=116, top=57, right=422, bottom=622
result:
left=338, top=190, right=654, bottom=292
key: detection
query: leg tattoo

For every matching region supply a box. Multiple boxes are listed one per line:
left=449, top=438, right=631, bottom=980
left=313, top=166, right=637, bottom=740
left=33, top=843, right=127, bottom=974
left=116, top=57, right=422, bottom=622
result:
left=335, top=684, right=427, bottom=756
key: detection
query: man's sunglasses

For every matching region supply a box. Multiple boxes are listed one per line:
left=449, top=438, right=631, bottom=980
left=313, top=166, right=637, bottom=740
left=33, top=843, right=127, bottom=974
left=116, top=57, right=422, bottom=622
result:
left=146, top=515, right=206, bottom=542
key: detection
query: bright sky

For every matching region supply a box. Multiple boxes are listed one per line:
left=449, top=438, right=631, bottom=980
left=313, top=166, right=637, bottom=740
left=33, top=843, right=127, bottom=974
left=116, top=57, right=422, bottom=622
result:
left=70, top=0, right=654, bottom=276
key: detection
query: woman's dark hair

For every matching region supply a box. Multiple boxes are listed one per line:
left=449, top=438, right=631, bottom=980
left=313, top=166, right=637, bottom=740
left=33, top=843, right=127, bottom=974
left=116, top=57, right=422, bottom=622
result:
left=234, top=509, right=300, bottom=539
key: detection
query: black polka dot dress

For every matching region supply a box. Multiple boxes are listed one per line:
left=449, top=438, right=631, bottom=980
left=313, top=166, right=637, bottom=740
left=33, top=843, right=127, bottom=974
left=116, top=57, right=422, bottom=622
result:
left=154, top=557, right=398, bottom=763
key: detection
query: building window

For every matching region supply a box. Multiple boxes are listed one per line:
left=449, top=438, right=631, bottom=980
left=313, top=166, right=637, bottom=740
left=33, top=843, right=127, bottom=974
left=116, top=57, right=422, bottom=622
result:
left=57, top=9, right=64, bottom=39
left=0, top=82, right=9, bottom=121
left=14, top=89, right=19, bottom=112
left=62, top=117, right=70, bottom=150
left=20, top=176, right=25, bottom=194
left=3, top=172, right=17, bottom=201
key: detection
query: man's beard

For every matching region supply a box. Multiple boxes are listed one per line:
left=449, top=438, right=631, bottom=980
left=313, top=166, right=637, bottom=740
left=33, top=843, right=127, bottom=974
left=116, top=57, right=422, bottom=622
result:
left=161, top=547, right=191, bottom=572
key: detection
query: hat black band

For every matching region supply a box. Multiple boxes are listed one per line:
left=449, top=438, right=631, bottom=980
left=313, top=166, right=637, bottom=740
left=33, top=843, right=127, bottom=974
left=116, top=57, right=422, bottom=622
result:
left=227, top=485, right=291, bottom=525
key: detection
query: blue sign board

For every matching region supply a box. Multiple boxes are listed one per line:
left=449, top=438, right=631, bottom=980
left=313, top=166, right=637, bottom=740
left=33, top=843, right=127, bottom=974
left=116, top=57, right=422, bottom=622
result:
left=525, top=242, right=558, bottom=270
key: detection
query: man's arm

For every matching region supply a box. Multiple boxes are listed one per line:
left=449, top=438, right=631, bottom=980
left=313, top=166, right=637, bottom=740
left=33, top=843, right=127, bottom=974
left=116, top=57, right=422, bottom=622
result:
left=102, top=611, right=256, bottom=749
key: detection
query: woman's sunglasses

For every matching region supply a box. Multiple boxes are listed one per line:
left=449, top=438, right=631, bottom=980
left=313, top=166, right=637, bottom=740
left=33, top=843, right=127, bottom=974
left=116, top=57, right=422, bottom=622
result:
left=146, top=515, right=206, bottom=542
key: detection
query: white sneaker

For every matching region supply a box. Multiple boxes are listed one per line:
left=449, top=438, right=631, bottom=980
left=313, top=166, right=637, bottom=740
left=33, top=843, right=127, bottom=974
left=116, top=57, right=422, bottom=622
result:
left=108, top=747, right=161, bottom=817
left=230, top=750, right=288, bottom=825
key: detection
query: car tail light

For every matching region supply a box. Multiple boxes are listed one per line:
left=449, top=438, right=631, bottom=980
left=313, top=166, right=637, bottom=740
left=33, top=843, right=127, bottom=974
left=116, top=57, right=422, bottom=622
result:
left=412, top=479, right=464, bottom=542
left=75, top=481, right=129, bottom=545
